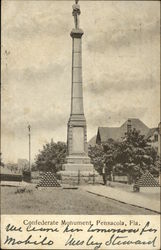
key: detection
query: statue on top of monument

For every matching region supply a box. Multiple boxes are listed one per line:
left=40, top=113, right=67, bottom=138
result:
left=72, top=0, right=81, bottom=29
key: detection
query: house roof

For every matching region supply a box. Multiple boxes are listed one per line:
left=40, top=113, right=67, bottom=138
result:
left=96, top=119, right=151, bottom=143
left=120, top=118, right=149, bottom=135
left=88, top=135, right=97, bottom=146
left=97, top=127, right=121, bottom=142
left=145, top=127, right=158, bottom=139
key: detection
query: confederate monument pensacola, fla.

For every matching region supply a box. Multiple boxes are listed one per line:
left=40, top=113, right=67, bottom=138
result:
left=59, top=0, right=95, bottom=183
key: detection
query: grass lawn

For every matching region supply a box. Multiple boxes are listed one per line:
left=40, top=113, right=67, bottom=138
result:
left=1, top=185, right=157, bottom=214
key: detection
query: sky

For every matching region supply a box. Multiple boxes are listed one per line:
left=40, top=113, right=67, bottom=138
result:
left=1, top=0, right=160, bottom=163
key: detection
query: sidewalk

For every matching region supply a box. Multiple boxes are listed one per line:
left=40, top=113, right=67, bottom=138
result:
left=0, top=181, right=33, bottom=187
left=81, top=184, right=160, bottom=213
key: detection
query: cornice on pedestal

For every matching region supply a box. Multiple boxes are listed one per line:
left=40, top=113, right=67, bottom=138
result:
left=70, top=28, right=84, bottom=38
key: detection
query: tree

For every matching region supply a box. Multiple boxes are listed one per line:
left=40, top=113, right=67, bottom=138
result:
left=6, top=163, right=18, bottom=172
left=88, top=144, right=106, bottom=175
left=89, top=129, right=159, bottom=184
left=31, top=163, right=38, bottom=171
left=88, top=139, right=118, bottom=178
left=102, top=139, right=119, bottom=180
left=35, top=140, right=67, bottom=173
left=114, top=129, right=159, bottom=183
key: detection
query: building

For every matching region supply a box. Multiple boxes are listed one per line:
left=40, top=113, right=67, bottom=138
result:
left=89, top=118, right=160, bottom=154
left=96, top=118, right=150, bottom=144
left=145, top=128, right=159, bottom=152
left=17, top=159, right=29, bottom=170
left=145, top=122, right=161, bottom=157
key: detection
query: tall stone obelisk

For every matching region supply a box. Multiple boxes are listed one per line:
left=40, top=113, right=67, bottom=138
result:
left=62, top=0, right=94, bottom=175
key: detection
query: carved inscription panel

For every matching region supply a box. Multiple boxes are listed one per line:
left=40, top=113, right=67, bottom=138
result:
left=72, top=127, right=84, bottom=153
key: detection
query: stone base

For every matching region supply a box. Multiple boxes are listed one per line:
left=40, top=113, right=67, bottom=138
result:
left=62, top=163, right=94, bottom=172
left=58, top=170, right=99, bottom=186
left=57, top=162, right=100, bottom=185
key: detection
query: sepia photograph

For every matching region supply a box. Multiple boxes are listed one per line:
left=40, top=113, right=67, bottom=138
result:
left=1, top=0, right=160, bottom=218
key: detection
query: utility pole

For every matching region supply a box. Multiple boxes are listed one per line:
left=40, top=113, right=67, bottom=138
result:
left=28, top=125, right=31, bottom=171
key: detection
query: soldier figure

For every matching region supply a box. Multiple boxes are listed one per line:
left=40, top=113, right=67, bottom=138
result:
left=72, top=0, right=81, bottom=29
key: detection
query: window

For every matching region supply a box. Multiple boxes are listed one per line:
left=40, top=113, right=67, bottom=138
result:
left=154, top=133, right=158, bottom=142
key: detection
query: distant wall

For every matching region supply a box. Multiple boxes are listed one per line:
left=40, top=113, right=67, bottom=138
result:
left=113, top=175, right=128, bottom=183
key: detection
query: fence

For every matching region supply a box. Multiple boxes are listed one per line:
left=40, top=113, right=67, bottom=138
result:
left=113, top=175, right=128, bottom=183
left=0, top=173, right=22, bottom=182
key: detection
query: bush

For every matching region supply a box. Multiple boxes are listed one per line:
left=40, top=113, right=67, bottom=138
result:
left=15, top=186, right=33, bottom=194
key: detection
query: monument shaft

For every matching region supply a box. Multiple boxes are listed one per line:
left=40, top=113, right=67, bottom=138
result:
left=62, top=0, right=94, bottom=173
left=71, top=31, right=84, bottom=115
left=66, top=28, right=90, bottom=166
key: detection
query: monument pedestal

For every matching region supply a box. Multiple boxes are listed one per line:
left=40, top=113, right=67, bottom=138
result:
left=59, top=167, right=99, bottom=186
left=59, top=156, right=98, bottom=185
